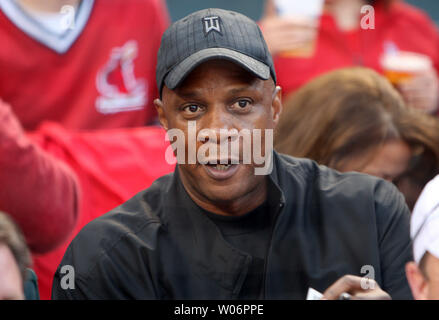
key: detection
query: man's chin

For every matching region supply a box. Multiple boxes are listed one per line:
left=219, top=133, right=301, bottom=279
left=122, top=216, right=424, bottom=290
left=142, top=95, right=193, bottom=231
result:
left=178, top=163, right=262, bottom=208
left=199, top=170, right=258, bottom=203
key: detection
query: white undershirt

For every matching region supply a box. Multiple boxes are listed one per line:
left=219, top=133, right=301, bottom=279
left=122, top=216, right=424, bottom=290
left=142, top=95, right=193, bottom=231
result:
left=18, top=3, right=79, bottom=36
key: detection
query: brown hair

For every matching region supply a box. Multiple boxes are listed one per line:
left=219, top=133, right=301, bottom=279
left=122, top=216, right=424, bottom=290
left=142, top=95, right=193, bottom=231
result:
left=274, top=67, right=439, bottom=207
left=0, top=212, right=31, bottom=282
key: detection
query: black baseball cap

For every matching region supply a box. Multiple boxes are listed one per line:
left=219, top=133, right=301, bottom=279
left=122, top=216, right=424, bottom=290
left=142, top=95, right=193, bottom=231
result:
left=156, top=8, right=277, bottom=96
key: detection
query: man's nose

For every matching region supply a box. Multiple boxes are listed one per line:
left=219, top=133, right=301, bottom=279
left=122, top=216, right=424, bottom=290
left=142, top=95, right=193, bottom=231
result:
left=199, top=107, right=237, bottom=143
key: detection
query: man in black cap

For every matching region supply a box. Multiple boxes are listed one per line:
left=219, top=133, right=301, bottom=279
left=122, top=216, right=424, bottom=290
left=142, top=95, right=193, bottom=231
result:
left=52, top=8, right=413, bottom=300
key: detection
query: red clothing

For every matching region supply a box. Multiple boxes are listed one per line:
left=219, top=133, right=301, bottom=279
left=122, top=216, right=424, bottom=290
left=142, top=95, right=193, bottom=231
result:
left=28, top=124, right=174, bottom=299
left=0, top=0, right=169, bottom=130
left=273, top=1, right=439, bottom=98
left=0, top=100, right=79, bottom=253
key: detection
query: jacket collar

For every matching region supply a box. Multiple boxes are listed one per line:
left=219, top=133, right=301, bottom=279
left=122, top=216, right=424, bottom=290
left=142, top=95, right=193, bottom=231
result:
left=161, top=151, right=286, bottom=297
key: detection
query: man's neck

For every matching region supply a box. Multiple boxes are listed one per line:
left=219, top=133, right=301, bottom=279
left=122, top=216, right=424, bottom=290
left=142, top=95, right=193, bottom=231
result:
left=202, top=188, right=268, bottom=217
left=17, top=0, right=81, bottom=14
left=179, top=171, right=268, bottom=217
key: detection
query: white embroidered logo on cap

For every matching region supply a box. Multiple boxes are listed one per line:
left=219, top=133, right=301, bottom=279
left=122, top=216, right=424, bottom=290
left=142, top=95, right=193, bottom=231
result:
left=202, top=16, right=222, bottom=35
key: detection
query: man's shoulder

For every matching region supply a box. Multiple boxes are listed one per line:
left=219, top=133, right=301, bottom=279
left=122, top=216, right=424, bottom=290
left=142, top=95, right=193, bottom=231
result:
left=393, top=2, right=436, bottom=25
left=276, top=153, right=405, bottom=210
left=60, top=172, right=174, bottom=278
left=390, top=2, right=439, bottom=37
left=277, top=153, right=380, bottom=187
left=276, top=153, right=410, bottom=254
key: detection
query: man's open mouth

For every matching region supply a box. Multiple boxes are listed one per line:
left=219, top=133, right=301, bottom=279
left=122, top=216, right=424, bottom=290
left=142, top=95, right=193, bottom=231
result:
left=208, top=164, right=232, bottom=171
left=203, top=162, right=240, bottom=180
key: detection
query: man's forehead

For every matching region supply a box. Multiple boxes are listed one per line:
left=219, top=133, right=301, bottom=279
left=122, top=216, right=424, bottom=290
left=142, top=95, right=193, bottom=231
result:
left=185, top=59, right=260, bottom=84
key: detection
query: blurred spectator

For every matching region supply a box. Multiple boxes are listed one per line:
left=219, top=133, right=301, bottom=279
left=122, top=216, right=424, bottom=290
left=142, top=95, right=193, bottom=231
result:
left=406, top=175, right=439, bottom=299
left=0, top=99, right=79, bottom=254
left=274, top=67, right=439, bottom=210
left=28, top=123, right=174, bottom=299
left=1, top=95, right=174, bottom=299
left=0, top=0, right=170, bottom=297
left=260, top=0, right=439, bottom=114
left=0, top=211, right=31, bottom=300
left=0, top=0, right=169, bottom=130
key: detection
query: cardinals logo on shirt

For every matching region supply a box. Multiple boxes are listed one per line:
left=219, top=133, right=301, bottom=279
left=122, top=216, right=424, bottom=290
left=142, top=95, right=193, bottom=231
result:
left=96, top=40, right=147, bottom=114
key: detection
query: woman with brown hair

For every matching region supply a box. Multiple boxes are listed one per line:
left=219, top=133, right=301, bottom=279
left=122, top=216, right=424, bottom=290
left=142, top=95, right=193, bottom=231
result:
left=275, top=67, right=439, bottom=210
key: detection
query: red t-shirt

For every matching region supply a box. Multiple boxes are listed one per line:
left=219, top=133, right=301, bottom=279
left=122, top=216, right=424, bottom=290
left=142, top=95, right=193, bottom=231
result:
left=28, top=124, right=174, bottom=299
left=273, top=1, right=439, bottom=99
left=0, top=0, right=169, bottom=130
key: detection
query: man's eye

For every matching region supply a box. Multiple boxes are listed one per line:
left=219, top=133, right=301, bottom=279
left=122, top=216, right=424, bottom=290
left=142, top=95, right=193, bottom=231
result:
left=183, top=105, right=200, bottom=113
left=233, top=99, right=251, bottom=109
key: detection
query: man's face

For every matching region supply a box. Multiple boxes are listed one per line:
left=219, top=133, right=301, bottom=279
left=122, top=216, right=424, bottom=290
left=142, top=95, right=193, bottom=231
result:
left=155, top=60, right=282, bottom=215
left=0, top=243, right=24, bottom=300
left=406, top=253, right=439, bottom=300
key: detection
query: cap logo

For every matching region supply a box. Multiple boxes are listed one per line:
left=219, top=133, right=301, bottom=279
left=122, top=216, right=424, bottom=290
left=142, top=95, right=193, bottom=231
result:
left=202, top=16, right=222, bottom=36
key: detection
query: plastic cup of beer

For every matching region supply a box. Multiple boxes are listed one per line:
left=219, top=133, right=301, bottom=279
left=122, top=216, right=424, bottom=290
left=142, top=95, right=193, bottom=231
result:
left=275, top=0, right=324, bottom=58
left=380, top=51, right=433, bottom=86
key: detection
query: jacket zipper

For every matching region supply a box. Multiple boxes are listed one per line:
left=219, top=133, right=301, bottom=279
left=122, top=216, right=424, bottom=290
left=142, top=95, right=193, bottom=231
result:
left=261, top=201, right=284, bottom=299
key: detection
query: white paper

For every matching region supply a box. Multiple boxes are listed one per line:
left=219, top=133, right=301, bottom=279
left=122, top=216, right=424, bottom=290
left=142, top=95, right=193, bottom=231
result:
left=306, top=287, right=323, bottom=300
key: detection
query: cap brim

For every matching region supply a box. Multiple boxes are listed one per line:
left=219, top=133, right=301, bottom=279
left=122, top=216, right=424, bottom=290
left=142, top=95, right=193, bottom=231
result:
left=164, top=47, right=271, bottom=90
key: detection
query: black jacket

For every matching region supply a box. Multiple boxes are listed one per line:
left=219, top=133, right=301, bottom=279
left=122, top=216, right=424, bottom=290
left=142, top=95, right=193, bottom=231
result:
left=52, top=152, right=413, bottom=299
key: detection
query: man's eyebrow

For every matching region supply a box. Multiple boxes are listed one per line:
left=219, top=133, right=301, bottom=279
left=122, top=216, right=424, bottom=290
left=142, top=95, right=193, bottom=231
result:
left=227, top=86, right=256, bottom=95
left=175, top=90, right=201, bottom=100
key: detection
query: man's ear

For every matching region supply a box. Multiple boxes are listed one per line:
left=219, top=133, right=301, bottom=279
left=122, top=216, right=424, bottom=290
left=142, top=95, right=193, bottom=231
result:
left=154, top=98, right=168, bottom=131
left=271, top=85, right=283, bottom=127
left=406, top=262, right=429, bottom=300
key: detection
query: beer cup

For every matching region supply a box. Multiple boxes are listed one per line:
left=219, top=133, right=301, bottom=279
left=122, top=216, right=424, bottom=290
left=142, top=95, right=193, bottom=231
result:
left=380, top=51, right=433, bottom=86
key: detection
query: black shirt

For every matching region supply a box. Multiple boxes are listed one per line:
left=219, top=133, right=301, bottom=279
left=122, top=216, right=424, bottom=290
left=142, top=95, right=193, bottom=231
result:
left=52, top=152, right=414, bottom=300
left=203, top=201, right=275, bottom=299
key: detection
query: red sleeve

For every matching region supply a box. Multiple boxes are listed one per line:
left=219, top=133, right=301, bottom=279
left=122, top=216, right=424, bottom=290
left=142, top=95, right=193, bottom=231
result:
left=391, top=2, right=439, bottom=72
left=435, top=24, right=439, bottom=76
left=0, top=100, right=79, bottom=253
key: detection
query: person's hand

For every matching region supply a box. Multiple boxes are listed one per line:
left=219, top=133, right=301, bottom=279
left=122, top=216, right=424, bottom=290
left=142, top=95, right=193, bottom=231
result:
left=397, top=68, right=439, bottom=114
left=322, top=275, right=391, bottom=300
left=259, top=16, right=318, bottom=56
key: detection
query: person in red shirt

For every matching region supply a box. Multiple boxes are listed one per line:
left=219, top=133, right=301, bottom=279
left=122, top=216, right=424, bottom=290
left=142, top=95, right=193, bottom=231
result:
left=0, top=0, right=169, bottom=130
left=30, top=122, right=174, bottom=300
left=0, top=0, right=171, bottom=300
left=0, top=98, right=174, bottom=299
left=0, top=0, right=171, bottom=297
left=260, top=0, right=439, bottom=114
